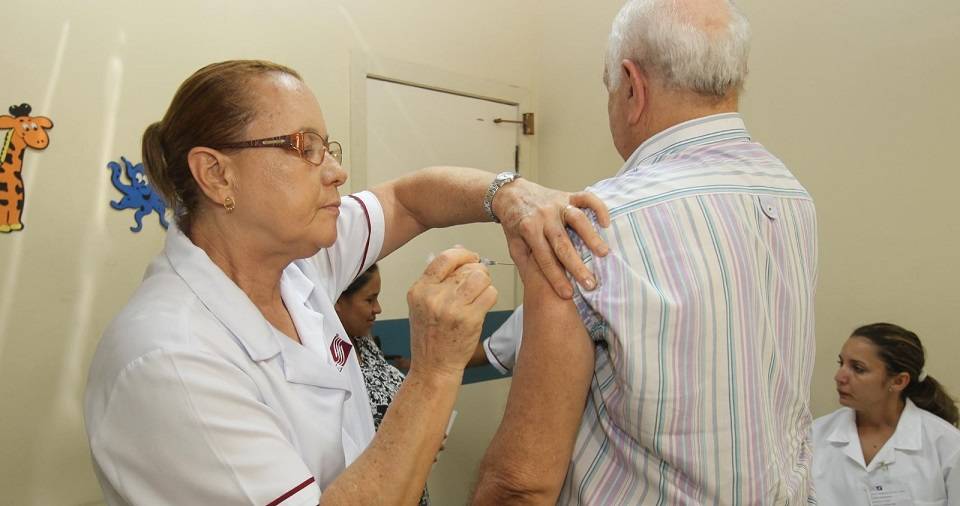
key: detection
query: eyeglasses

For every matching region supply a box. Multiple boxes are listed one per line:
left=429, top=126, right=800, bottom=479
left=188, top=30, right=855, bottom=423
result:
left=213, top=131, right=342, bottom=165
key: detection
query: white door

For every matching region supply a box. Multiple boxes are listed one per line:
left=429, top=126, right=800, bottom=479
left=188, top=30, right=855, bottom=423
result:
left=365, top=77, right=520, bottom=504
left=365, top=77, right=519, bottom=315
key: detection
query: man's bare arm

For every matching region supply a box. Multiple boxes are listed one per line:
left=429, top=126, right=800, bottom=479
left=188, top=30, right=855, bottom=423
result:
left=471, top=242, right=595, bottom=504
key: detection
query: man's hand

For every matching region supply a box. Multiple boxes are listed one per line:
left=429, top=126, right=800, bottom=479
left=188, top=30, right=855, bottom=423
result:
left=406, top=248, right=499, bottom=378
left=492, top=179, right=611, bottom=299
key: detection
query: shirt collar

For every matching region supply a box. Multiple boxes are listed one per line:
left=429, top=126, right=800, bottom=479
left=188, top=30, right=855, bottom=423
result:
left=825, top=400, right=925, bottom=470
left=827, top=406, right=858, bottom=444
left=281, top=261, right=317, bottom=308
left=888, top=398, right=923, bottom=451
left=163, top=224, right=281, bottom=362
left=616, top=112, right=751, bottom=177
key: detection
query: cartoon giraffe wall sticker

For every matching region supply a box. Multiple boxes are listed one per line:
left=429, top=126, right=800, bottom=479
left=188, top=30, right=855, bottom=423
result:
left=0, top=103, right=53, bottom=233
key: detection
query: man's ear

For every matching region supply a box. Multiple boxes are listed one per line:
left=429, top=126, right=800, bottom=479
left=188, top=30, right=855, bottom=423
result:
left=187, top=146, right=234, bottom=205
left=621, top=59, right=647, bottom=126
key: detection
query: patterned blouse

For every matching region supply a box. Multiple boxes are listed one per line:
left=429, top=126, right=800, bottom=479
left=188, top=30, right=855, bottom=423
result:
left=352, top=335, right=406, bottom=429
left=352, top=335, right=429, bottom=506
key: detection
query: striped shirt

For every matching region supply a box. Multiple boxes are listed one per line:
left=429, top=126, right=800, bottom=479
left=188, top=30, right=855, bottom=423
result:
left=559, top=113, right=818, bottom=505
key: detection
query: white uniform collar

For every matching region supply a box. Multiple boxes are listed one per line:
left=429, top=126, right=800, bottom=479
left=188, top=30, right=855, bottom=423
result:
left=616, top=113, right=751, bottom=177
left=888, top=399, right=924, bottom=451
left=825, top=399, right=924, bottom=470
left=163, top=224, right=281, bottom=362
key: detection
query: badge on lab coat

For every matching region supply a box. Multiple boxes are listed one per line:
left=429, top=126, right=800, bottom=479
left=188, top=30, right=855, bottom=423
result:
left=867, top=480, right=912, bottom=506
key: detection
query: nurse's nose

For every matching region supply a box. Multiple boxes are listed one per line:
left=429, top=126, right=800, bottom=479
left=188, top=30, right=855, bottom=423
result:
left=834, top=368, right=847, bottom=385
left=322, top=158, right=348, bottom=188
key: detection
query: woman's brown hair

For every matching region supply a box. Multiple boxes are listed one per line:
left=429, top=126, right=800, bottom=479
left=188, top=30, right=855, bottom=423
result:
left=853, top=322, right=958, bottom=426
left=142, top=60, right=301, bottom=233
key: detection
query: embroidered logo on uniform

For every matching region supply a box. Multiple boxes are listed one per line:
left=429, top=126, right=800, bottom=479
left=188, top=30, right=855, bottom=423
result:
left=330, top=333, right=352, bottom=371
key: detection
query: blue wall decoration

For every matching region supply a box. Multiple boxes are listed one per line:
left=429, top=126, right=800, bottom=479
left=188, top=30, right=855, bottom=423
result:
left=108, top=156, right=169, bottom=233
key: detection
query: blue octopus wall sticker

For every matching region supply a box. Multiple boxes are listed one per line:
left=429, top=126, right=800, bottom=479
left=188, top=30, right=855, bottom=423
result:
left=107, top=156, right=169, bottom=232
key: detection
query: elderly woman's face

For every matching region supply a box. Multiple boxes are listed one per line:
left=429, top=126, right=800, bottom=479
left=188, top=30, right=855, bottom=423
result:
left=228, top=72, right=347, bottom=257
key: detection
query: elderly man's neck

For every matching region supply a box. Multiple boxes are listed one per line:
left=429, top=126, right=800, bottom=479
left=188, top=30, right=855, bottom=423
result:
left=632, top=88, right=739, bottom=155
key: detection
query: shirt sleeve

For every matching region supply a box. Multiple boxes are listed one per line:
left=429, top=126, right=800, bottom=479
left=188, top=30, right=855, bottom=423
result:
left=306, top=191, right=386, bottom=302
left=567, top=214, right=611, bottom=344
left=88, top=349, right=322, bottom=506
left=482, top=306, right=524, bottom=374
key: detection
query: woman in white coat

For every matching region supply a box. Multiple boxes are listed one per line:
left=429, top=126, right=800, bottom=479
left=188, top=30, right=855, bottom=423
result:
left=83, top=60, right=609, bottom=505
left=813, top=323, right=960, bottom=505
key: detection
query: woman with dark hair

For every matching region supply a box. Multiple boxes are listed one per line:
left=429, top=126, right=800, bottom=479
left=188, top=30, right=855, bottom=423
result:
left=334, top=264, right=399, bottom=430
left=334, top=263, right=430, bottom=505
left=813, top=322, right=960, bottom=505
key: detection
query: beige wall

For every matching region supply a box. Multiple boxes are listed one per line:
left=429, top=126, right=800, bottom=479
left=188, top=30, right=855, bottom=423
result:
left=1, top=0, right=958, bottom=504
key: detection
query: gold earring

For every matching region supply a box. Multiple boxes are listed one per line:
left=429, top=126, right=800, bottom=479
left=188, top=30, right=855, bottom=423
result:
left=224, top=196, right=236, bottom=213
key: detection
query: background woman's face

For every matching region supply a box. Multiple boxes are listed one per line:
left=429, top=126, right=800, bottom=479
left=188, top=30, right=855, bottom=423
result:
left=335, top=270, right=383, bottom=339
left=227, top=72, right=347, bottom=258
left=834, top=336, right=896, bottom=411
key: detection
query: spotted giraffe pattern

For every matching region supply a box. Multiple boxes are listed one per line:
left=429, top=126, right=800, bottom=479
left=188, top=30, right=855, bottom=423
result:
left=0, top=103, right=53, bottom=233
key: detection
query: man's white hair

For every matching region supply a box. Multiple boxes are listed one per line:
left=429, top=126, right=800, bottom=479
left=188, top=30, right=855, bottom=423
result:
left=605, top=0, right=751, bottom=98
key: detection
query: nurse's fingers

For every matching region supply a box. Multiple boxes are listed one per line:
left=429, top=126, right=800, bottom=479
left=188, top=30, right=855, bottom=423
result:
left=470, top=285, right=498, bottom=312
left=422, top=247, right=480, bottom=283
left=454, top=267, right=493, bottom=304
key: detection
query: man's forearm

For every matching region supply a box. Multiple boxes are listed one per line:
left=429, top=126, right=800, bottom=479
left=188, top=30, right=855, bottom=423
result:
left=472, top=286, right=594, bottom=504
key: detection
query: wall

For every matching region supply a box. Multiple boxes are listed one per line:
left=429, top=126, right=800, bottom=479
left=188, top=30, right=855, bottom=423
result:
left=740, top=0, right=960, bottom=418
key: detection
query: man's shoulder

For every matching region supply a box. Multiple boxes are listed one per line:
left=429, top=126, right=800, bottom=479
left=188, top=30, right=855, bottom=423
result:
left=588, top=142, right=810, bottom=219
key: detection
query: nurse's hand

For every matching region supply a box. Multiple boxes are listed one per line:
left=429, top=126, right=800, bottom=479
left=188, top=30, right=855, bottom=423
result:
left=492, top=179, right=611, bottom=300
left=407, top=247, right=498, bottom=378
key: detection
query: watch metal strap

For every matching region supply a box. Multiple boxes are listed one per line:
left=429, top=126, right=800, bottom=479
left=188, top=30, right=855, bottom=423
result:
left=483, top=171, right=520, bottom=223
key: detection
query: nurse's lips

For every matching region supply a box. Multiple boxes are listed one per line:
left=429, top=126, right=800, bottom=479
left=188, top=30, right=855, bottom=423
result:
left=320, top=201, right=341, bottom=215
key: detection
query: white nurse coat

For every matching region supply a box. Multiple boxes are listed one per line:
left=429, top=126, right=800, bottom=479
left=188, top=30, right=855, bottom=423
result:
left=812, top=398, right=960, bottom=506
left=84, top=191, right=384, bottom=505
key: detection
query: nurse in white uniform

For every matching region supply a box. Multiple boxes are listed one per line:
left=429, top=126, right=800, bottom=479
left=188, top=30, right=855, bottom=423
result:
left=813, top=322, right=960, bottom=506
left=83, top=60, right=610, bottom=505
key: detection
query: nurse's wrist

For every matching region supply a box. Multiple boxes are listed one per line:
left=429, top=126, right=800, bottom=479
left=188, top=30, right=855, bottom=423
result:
left=406, top=363, right=465, bottom=387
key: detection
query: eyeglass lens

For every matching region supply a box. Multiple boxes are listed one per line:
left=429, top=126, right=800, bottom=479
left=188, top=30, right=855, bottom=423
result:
left=302, top=132, right=342, bottom=164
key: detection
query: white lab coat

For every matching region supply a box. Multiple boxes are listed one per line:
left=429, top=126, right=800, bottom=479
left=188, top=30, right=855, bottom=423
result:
left=812, top=399, right=960, bottom=506
left=84, top=191, right=385, bottom=505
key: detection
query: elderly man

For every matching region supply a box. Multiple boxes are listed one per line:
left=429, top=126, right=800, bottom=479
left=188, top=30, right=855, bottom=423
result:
left=473, top=0, right=817, bottom=504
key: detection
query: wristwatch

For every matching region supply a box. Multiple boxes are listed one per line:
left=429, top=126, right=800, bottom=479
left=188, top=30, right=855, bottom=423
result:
left=483, top=171, right=522, bottom=223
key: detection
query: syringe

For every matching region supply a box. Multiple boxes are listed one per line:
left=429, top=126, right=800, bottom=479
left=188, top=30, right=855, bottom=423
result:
left=479, top=257, right=514, bottom=266
left=426, top=252, right=514, bottom=266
